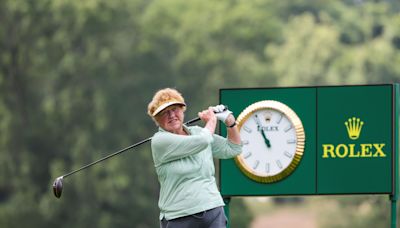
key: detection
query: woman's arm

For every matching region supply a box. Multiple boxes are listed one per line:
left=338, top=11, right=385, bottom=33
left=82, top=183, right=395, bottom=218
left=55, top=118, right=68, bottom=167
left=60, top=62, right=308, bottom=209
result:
left=152, top=128, right=213, bottom=166
left=211, top=111, right=242, bottom=159
left=198, top=107, right=218, bottom=134
left=224, top=114, right=241, bottom=144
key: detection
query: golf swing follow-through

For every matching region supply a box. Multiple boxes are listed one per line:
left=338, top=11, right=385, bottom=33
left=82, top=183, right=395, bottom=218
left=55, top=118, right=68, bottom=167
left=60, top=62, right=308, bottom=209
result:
left=147, top=89, right=241, bottom=228
left=52, top=103, right=228, bottom=198
left=53, top=88, right=242, bottom=228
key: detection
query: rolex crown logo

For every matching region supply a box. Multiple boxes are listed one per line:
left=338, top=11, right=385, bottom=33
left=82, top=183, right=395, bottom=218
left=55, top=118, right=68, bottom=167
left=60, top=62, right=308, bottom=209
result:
left=264, top=111, right=272, bottom=123
left=344, top=117, right=364, bottom=140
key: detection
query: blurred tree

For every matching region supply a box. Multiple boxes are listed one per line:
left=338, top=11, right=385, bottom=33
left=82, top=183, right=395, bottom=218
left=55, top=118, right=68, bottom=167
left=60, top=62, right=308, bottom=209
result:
left=266, top=0, right=400, bottom=86
left=318, top=196, right=390, bottom=228
left=0, top=0, right=399, bottom=227
left=139, top=0, right=282, bottom=114
left=0, top=0, right=160, bottom=227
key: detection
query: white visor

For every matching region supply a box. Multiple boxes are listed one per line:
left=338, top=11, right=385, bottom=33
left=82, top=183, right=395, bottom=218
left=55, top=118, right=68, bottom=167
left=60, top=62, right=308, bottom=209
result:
left=152, top=101, right=186, bottom=116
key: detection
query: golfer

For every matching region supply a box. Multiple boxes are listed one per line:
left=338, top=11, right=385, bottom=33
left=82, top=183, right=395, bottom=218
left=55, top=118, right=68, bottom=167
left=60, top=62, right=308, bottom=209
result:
left=147, top=88, right=242, bottom=228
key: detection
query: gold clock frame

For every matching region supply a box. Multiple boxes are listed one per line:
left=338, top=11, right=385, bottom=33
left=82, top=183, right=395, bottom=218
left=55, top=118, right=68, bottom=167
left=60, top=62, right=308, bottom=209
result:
left=235, top=100, right=306, bottom=183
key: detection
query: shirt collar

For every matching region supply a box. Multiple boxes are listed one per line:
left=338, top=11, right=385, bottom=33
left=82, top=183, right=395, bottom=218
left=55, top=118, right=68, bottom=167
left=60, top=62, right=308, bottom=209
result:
left=158, top=124, right=191, bottom=135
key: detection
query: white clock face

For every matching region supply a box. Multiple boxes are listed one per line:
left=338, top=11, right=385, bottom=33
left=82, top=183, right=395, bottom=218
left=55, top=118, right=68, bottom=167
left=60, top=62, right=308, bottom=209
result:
left=240, top=109, right=297, bottom=176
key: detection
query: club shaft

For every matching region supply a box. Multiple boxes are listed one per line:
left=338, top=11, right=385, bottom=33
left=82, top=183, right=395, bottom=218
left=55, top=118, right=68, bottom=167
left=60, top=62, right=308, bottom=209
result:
left=61, top=117, right=201, bottom=179
left=62, top=137, right=151, bottom=178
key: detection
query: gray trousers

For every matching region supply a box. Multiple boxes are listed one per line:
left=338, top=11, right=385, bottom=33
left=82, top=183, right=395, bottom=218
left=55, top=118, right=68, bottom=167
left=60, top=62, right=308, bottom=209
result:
left=160, top=206, right=227, bottom=228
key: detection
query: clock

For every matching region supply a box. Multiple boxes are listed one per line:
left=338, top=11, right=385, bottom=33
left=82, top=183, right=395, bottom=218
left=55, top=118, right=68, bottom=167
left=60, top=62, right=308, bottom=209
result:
left=235, top=100, right=305, bottom=183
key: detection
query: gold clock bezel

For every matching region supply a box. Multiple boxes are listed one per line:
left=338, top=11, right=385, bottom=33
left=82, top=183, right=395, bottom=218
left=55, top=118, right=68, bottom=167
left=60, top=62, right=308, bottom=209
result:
left=234, top=100, right=305, bottom=183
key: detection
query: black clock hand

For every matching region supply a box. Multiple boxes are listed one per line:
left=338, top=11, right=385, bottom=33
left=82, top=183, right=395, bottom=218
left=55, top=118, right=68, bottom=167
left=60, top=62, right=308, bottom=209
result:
left=260, top=128, right=271, bottom=148
left=255, top=114, right=271, bottom=148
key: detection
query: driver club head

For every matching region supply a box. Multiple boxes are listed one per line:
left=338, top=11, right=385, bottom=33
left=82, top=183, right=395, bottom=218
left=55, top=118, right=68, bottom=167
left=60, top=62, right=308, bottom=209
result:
left=53, top=176, right=63, bottom=198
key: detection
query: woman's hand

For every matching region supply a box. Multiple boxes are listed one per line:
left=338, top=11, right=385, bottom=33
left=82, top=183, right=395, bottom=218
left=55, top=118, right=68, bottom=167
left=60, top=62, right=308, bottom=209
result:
left=198, top=107, right=217, bottom=123
left=198, top=107, right=217, bottom=134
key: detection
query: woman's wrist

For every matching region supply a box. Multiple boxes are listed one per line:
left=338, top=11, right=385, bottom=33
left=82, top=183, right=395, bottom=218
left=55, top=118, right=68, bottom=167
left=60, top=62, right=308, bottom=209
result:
left=227, top=121, right=236, bottom=128
left=225, top=115, right=236, bottom=128
left=205, top=117, right=217, bottom=134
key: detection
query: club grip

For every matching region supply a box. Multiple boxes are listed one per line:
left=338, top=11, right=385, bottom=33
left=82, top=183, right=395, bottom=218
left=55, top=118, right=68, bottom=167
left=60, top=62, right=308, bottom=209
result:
left=213, top=105, right=228, bottom=113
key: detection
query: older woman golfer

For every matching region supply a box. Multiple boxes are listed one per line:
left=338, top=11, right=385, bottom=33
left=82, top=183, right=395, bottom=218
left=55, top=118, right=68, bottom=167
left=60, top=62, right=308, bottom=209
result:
left=148, top=88, right=242, bottom=228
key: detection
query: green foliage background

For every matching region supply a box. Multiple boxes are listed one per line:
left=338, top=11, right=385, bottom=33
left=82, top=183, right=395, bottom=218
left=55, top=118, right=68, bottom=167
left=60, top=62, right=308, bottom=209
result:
left=0, top=0, right=399, bottom=227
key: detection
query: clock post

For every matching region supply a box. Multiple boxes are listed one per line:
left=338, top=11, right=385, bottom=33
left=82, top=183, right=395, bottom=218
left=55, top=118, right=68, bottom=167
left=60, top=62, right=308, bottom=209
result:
left=390, top=83, right=399, bottom=228
left=223, top=197, right=231, bottom=227
left=219, top=84, right=399, bottom=227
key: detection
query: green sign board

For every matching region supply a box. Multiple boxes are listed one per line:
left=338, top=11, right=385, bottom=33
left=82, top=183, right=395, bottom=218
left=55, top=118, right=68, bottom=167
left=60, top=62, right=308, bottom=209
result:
left=317, top=86, right=393, bottom=194
left=219, top=84, right=398, bottom=196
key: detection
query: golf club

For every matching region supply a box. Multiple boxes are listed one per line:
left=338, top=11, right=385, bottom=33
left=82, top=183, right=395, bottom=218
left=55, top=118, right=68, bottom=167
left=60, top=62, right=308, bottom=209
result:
left=53, top=106, right=227, bottom=198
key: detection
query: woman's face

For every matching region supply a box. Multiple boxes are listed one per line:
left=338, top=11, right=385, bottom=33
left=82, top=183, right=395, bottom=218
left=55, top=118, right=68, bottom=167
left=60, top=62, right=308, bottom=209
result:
left=155, top=105, right=185, bottom=134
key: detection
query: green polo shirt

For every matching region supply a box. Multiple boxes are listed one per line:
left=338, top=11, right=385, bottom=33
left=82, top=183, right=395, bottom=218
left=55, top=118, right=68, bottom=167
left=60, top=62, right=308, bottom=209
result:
left=151, top=125, right=242, bottom=220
